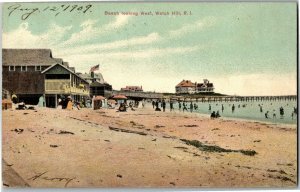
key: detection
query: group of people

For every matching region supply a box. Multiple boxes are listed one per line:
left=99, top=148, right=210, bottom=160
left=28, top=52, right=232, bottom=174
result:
left=261, top=105, right=297, bottom=120
left=151, top=100, right=222, bottom=119
left=117, top=100, right=141, bottom=112
left=210, top=111, right=221, bottom=119
left=57, top=97, right=82, bottom=110
left=151, top=100, right=200, bottom=113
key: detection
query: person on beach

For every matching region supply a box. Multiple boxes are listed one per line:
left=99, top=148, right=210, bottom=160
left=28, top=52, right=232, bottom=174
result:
left=221, top=104, right=224, bottom=112
left=216, top=111, right=221, bottom=118
left=209, top=104, right=211, bottom=111
left=265, top=111, right=269, bottom=119
left=131, top=101, right=133, bottom=108
left=291, top=112, right=294, bottom=120
left=211, top=111, right=216, bottom=119
left=155, top=100, right=159, bottom=109
left=232, top=104, right=235, bottom=113
left=152, top=101, right=155, bottom=109
left=162, top=100, right=166, bottom=112
left=260, top=105, right=263, bottom=113
left=193, top=103, right=198, bottom=110
left=280, top=107, right=284, bottom=117
left=190, top=102, right=193, bottom=113
left=12, top=93, right=18, bottom=104
left=118, top=103, right=127, bottom=112
left=17, top=100, right=27, bottom=110
left=66, top=99, right=73, bottom=110
left=170, top=102, right=174, bottom=111
left=179, top=102, right=182, bottom=111
left=183, top=102, right=188, bottom=112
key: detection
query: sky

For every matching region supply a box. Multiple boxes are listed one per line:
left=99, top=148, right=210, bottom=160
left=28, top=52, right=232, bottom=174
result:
left=2, top=2, right=297, bottom=96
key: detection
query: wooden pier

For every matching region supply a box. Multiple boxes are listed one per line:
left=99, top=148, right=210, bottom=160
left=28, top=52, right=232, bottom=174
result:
left=170, top=95, right=297, bottom=102
left=111, top=90, right=297, bottom=102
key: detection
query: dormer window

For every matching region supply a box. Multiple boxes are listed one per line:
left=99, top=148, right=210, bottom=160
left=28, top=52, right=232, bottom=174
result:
left=35, top=65, right=42, bottom=71
left=21, top=66, right=27, bottom=72
left=9, top=66, right=15, bottom=71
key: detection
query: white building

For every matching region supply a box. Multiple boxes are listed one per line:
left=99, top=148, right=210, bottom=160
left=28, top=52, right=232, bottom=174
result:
left=175, top=80, right=196, bottom=94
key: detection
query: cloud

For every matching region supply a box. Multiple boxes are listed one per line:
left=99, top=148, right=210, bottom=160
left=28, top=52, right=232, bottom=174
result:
left=60, top=15, right=132, bottom=46
left=60, top=32, right=161, bottom=55
left=169, top=17, right=215, bottom=38
left=105, top=14, right=131, bottom=29
left=2, top=22, right=71, bottom=48
left=59, top=46, right=199, bottom=68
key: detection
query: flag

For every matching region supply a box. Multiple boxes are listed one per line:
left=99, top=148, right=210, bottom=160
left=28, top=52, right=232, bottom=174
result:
left=90, top=64, right=100, bottom=72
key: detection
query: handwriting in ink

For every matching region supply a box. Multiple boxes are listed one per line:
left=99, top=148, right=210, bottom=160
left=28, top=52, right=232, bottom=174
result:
left=8, top=4, right=40, bottom=20
left=7, top=3, right=93, bottom=20
left=28, top=171, right=76, bottom=187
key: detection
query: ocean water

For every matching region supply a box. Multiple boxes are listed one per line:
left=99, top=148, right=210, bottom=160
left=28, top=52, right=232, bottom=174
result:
left=171, top=100, right=297, bottom=125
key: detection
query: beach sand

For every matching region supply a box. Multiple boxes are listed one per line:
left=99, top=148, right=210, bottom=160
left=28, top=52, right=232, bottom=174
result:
left=2, top=106, right=297, bottom=188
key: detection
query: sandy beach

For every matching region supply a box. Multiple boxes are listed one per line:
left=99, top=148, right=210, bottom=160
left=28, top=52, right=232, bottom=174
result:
left=2, top=105, right=297, bottom=188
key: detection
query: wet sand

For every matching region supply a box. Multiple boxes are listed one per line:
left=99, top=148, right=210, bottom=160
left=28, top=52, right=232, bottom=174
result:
left=2, top=106, right=297, bottom=188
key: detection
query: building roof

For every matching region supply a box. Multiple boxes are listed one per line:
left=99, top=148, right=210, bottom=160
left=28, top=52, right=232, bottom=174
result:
left=197, top=83, right=214, bottom=88
left=53, top=58, right=63, bottom=65
left=2, top=49, right=61, bottom=66
left=80, top=72, right=106, bottom=84
left=41, top=63, right=89, bottom=84
left=90, top=81, right=111, bottom=87
left=69, top=67, right=75, bottom=73
left=63, top=62, right=69, bottom=67
left=176, top=80, right=195, bottom=87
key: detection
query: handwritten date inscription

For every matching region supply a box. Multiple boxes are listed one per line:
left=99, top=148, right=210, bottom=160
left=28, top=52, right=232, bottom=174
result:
left=8, top=4, right=93, bottom=20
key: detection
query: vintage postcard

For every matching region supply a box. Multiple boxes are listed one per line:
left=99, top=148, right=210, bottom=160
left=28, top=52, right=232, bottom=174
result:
left=1, top=1, right=298, bottom=188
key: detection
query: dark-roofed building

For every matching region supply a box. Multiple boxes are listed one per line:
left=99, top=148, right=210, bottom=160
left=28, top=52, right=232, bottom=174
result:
left=196, top=79, right=214, bottom=93
left=3, top=49, right=58, bottom=104
left=90, top=81, right=112, bottom=98
left=42, top=63, right=89, bottom=107
left=79, top=72, right=112, bottom=98
left=3, top=49, right=90, bottom=107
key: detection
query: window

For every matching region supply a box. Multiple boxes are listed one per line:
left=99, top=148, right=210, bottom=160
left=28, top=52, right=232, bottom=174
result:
left=9, top=66, right=15, bottom=71
left=35, top=65, right=41, bottom=71
left=21, top=66, right=27, bottom=72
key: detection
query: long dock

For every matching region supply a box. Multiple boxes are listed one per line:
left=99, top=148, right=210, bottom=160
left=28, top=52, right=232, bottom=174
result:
left=173, top=95, right=297, bottom=102
left=111, top=90, right=297, bottom=102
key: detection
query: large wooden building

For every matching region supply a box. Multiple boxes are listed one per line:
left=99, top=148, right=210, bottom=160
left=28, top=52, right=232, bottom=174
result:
left=2, top=49, right=90, bottom=107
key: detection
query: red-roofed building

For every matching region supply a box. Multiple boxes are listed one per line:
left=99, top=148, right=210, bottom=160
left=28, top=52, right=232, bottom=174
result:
left=121, top=86, right=143, bottom=92
left=175, top=80, right=196, bottom=94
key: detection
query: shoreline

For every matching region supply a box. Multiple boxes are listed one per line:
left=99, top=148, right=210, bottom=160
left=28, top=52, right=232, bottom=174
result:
left=142, top=104, right=297, bottom=129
